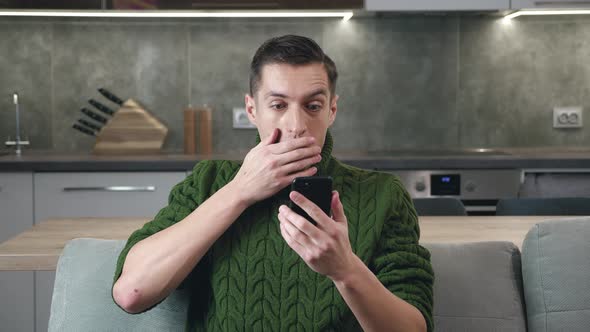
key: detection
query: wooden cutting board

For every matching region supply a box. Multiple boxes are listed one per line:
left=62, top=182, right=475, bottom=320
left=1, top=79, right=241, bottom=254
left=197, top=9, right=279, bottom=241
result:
left=93, top=99, right=168, bottom=155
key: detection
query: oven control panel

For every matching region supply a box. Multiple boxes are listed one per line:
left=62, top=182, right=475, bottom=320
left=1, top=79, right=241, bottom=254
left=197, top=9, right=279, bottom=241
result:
left=381, top=169, right=522, bottom=214
left=387, top=169, right=521, bottom=200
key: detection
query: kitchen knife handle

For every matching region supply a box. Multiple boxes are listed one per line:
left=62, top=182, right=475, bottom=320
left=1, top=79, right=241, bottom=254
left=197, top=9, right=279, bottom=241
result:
left=78, top=119, right=101, bottom=132
left=89, top=99, right=115, bottom=116
left=81, top=107, right=107, bottom=124
left=62, top=186, right=156, bottom=192
left=72, top=123, right=96, bottom=136
left=98, top=88, right=124, bottom=105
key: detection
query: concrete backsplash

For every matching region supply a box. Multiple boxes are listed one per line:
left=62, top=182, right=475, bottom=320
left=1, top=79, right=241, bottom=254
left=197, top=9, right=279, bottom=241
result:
left=1, top=15, right=589, bottom=153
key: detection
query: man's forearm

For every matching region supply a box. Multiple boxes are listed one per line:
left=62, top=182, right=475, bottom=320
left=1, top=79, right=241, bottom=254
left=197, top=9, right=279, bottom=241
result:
left=113, top=180, right=249, bottom=313
left=333, top=255, right=427, bottom=332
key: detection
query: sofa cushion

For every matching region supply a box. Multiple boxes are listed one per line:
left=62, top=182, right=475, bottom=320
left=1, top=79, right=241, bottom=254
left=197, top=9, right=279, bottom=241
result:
left=424, top=242, right=527, bottom=332
left=48, top=238, right=189, bottom=332
left=51, top=239, right=530, bottom=331
left=522, top=218, right=590, bottom=332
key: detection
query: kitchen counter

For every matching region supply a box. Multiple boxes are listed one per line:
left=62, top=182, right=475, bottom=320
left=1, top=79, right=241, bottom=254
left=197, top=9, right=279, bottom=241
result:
left=1, top=148, right=590, bottom=171
left=0, top=216, right=583, bottom=271
left=0, top=152, right=216, bottom=172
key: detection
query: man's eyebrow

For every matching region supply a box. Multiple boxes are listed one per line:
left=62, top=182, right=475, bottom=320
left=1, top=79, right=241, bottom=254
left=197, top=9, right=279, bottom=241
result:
left=264, top=89, right=328, bottom=99
left=265, top=91, right=289, bottom=99
left=304, top=88, right=328, bottom=99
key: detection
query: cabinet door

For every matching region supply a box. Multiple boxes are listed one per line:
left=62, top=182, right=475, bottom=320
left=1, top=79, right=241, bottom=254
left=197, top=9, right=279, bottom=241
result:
left=0, top=173, right=34, bottom=332
left=144, top=0, right=363, bottom=9
left=0, top=0, right=102, bottom=9
left=33, top=171, right=186, bottom=332
left=512, top=0, right=590, bottom=9
left=34, top=172, right=186, bottom=221
left=366, top=0, right=510, bottom=10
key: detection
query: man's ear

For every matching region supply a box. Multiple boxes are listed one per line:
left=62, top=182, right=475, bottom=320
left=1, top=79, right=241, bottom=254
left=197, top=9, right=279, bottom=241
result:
left=245, top=93, right=257, bottom=125
left=328, top=94, right=339, bottom=127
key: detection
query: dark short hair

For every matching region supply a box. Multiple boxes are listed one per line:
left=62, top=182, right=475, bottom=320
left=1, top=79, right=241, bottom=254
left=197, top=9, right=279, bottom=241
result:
left=249, top=35, right=338, bottom=98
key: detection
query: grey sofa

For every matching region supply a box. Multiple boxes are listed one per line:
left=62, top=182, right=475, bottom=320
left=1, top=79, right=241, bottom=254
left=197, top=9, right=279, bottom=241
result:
left=48, top=218, right=590, bottom=332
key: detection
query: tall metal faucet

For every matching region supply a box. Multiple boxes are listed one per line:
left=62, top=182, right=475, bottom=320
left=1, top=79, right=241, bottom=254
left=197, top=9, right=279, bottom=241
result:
left=5, top=92, right=30, bottom=156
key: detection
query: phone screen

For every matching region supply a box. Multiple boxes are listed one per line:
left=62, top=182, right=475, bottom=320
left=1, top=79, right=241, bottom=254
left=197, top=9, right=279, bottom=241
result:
left=289, top=176, right=332, bottom=225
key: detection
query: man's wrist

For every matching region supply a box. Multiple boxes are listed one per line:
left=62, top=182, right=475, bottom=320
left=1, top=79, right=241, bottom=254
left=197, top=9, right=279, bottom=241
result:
left=331, top=254, right=366, bottom=289
left=225, top=179, right=254, bottom=210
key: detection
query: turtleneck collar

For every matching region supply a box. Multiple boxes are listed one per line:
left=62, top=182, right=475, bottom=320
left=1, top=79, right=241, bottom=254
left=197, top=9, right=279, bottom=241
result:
left=254, top=130, right=333, bottom=176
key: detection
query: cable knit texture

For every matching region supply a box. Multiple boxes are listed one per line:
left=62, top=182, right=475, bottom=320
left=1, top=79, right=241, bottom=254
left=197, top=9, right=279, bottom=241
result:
left=113, top=132, right=434, bottom=331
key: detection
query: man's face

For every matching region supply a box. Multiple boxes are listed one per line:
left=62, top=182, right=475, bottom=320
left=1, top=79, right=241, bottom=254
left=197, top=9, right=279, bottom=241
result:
left=245, top=62, right=338, bottom=148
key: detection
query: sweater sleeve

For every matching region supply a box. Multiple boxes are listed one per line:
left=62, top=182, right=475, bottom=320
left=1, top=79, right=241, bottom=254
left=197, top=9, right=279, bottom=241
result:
left=112, top=160, right=218, bottom=308
left=372, top=177, right=435, bottom=332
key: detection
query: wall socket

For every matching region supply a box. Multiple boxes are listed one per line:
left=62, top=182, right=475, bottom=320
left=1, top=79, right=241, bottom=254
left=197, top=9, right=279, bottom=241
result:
left=553, top=106, right=583, bottom=128
left=232, top=107, right=256, bottom=129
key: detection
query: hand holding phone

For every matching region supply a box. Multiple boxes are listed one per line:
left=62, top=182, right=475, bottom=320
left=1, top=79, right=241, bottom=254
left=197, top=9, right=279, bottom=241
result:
left=289, top=176, right=333, bottom=226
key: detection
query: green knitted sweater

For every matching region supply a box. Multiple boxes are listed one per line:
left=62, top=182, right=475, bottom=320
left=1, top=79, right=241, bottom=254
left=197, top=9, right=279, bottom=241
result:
left=113, top=132, right=434, bottom=331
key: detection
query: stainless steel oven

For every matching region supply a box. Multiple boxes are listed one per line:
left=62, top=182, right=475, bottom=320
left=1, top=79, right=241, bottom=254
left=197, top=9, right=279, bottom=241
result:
left=382, top=169, right=522, bottom=215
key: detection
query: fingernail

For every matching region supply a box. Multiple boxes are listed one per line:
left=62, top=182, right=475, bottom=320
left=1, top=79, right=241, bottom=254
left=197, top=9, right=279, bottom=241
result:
left=279, top=205, right=286, bottom=212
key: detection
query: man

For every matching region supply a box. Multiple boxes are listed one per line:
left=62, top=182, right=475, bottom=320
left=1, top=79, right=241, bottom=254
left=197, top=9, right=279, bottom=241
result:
left=113, top=35, right=434, bottom=331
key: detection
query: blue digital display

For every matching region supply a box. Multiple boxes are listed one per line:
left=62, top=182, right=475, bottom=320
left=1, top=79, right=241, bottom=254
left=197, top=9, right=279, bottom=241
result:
left=431, top=174, right=460, bottom=196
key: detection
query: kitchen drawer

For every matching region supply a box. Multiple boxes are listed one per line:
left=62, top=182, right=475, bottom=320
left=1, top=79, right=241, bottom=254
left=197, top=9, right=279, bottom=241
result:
left=34, top=171, right=187, bottom=222
left=33, top=171, right=186, bottom=332
left=366, top=0, right=509, bottom=10
left=0, top=173, right=34, bottom=332
left=511, top=0, right=590, bottom=9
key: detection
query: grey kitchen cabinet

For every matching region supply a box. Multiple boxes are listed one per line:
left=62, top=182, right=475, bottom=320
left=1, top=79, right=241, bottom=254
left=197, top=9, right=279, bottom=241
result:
left=0, top=173, right=34, bottom=242
left=33, top=171, right=186, bottom=332
left=0, top=0, right=363, bottom=10
left=0, top=173, right=34, bottom=332
left=511, top=0, right=589, bottom=9
left=366, top=0, right=510, bottom=10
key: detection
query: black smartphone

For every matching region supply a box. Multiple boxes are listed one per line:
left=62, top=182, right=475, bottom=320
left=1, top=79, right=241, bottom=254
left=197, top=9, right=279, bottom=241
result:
left=289, top=176, right=333, bottom=225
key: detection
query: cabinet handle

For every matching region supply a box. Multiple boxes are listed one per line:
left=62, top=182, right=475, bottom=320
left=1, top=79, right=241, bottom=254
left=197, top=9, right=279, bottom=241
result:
left=534, top=1, right=590, bottom=6
left=62, top=186, right=156, bottom=192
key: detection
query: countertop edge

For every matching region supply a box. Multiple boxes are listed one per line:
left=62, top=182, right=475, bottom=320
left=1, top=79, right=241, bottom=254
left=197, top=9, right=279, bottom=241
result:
left=2, top=156, right=590, bottom=171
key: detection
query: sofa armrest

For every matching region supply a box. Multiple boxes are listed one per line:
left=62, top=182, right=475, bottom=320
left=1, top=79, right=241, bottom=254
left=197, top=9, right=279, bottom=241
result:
left=522, top=217, right=590, bottom=332
left=49, top=238, right=189, bottom=332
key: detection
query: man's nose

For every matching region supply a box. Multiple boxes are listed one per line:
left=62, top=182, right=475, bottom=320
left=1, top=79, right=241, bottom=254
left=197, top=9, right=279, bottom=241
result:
left=286, top=109, right=307, bottom=137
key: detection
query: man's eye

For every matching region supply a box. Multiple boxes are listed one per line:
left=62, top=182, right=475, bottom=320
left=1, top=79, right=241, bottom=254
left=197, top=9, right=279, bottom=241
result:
left=307, top=104, right=322, bottom=112
left=270, top=103, right=286, bottom=110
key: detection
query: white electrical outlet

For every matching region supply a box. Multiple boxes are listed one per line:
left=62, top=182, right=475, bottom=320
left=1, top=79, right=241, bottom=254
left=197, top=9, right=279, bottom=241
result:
left=232, top=107, right=256, bottom=129
left=553, top=107, right=583, bottom=128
